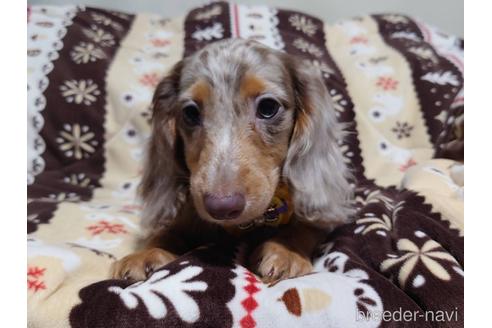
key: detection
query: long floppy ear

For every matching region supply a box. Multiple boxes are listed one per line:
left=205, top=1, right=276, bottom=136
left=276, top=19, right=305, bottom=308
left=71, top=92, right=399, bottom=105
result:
left=139, top=60, right=188, bottom=231
left=282, top=57, right=353, bottom=229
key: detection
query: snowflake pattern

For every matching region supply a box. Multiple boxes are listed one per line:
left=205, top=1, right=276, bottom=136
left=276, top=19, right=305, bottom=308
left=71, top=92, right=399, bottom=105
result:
left=108, top=265, right=208, bottom=321
left=310, top=60, right=335, bottom=79
left=354, top=201, right=404, bottom=236
left=354, top=188, right=394, bottom=208
left=292, top=38, right=323, bottom=58
left=390, top=31, right=421, bottom=41
left=85, top=212, right=138, bottom=231
left=56, top=124, right=98, bottom=159
left=381, top=239, right=459, bottom=288
left=70, top=42, right=106, bottom=64
left=28, top=266, right=46, bottom=292
left=91, top=12, right=123, bottom=30
left=329, top=88, right=348, bottom=117
left=48, top=192, right=80, bottom=203
left=339, top=144, right=354, bottom=165
left=192, top=22, right=224, bottom=41
left=392, top=121, right=414, bottom=139
left=63, top=173, right=93, bottom=188
left=28, top=214, right=40, bottom=225
left=421, top=71, right=459, bottom=86
left=408, top=46, right=438, bottom=64
left=376, top=76, right=399, bottom=90
left=355, top=213, right=392, bottom=235
left=28, top=266, right=45, bottom=279
left=288, top=14, right=317, bottom=37
left=82, top=25, right=115, bottom=47
left=87, top=220, right=127, bottom=235
left=60, top=79, right=100, bottom=105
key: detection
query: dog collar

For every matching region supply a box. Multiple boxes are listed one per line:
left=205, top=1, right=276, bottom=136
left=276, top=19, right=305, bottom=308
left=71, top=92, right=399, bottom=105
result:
left=225, top=183, right=294, bottom=235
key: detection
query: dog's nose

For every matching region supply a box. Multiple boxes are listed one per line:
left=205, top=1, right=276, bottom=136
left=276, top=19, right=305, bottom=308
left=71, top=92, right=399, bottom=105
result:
left=203, top=193, right=246, bottom=220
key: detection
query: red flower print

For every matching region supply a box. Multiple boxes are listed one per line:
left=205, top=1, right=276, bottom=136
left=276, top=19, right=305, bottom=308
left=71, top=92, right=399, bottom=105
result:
left=28, top=266, right=45, bottom=278
left=28, top=266, right=46, bottom=293
left=28, top=280, right=46, bottom=292
left=376, top=76, right=399, bottom=90
left=350, top=36, right=368, bottom=44
left=151, top=38, right=171, bottom=47
left=139, top=73, right=160, bottom=87
left=87, top=220, right=127, bottom=235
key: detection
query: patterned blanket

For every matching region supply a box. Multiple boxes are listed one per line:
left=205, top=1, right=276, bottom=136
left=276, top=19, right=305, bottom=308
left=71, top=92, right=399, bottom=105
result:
left=27, top=2, right=464, bottom=327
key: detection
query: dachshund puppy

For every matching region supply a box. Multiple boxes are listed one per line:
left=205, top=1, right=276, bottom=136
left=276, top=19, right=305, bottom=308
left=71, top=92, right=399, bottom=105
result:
left=111, top=39, right=353, bottom=283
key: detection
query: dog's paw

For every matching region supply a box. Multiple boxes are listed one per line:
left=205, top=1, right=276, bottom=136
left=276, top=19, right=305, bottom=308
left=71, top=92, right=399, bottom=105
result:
left=249, top=240, right=312, bottom=283
left=110, top=248, right=176, bottom=282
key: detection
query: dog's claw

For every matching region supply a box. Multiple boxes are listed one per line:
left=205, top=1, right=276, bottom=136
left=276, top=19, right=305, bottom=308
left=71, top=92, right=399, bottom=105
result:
left=123, top=270, right=131, bottom=280
left=111, top=248, right=177, bottom=282
left=249, top=240, right=312, bottom=283
left=145, top=264, right=152, bottom=276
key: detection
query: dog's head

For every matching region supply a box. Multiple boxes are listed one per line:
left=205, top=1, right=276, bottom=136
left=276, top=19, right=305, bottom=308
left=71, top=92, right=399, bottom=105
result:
left=140, top=39, right=352, bottom=229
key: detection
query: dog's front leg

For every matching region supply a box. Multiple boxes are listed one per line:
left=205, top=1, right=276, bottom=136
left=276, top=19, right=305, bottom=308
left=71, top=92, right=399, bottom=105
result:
left=249, top=221, right=326, bottom=283
left=110, top=211, right=220, bottom=282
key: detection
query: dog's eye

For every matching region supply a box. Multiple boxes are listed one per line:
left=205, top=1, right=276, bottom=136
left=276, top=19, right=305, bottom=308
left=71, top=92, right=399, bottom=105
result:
left=182, top=103, right=201, bottom=126
left=256, top=97, right=280, bottom=119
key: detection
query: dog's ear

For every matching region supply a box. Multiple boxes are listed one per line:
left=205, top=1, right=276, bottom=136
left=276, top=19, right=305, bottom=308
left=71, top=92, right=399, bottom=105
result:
left=282, top=57, right=353, bottom=228
left=139, top=60, right=188, bottom=230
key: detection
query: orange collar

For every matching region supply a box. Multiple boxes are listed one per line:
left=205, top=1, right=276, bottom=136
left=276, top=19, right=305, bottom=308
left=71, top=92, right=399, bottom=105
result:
left=225, top=183, right=293, bottom=235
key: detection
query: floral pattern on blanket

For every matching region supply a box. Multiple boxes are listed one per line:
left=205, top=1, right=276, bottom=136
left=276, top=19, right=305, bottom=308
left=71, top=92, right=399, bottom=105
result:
left=27, top=3, right=463, bottom=327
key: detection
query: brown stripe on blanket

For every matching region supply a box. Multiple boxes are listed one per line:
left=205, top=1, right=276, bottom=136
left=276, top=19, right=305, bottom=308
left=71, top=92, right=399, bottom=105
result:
left=184, top=1, right=232, bottom=57
left=275, top=9, right=366, bottom=182
left=372, top=14, right=463, bottom=151
left=27, top=8, right=134, bottom=233
left=326, top=16, right=436, bottom=186
left=330, top=184, right=464, bottom=327
left=28, top=5, right=79, bottom=233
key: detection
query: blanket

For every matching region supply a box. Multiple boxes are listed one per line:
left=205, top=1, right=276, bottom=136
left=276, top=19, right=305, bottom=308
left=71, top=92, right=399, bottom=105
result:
left=27, top=2, right=464, bottom=327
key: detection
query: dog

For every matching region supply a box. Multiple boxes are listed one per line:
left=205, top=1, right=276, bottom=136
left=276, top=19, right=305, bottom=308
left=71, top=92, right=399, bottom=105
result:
left=111, top=39, right=353, bottom=283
